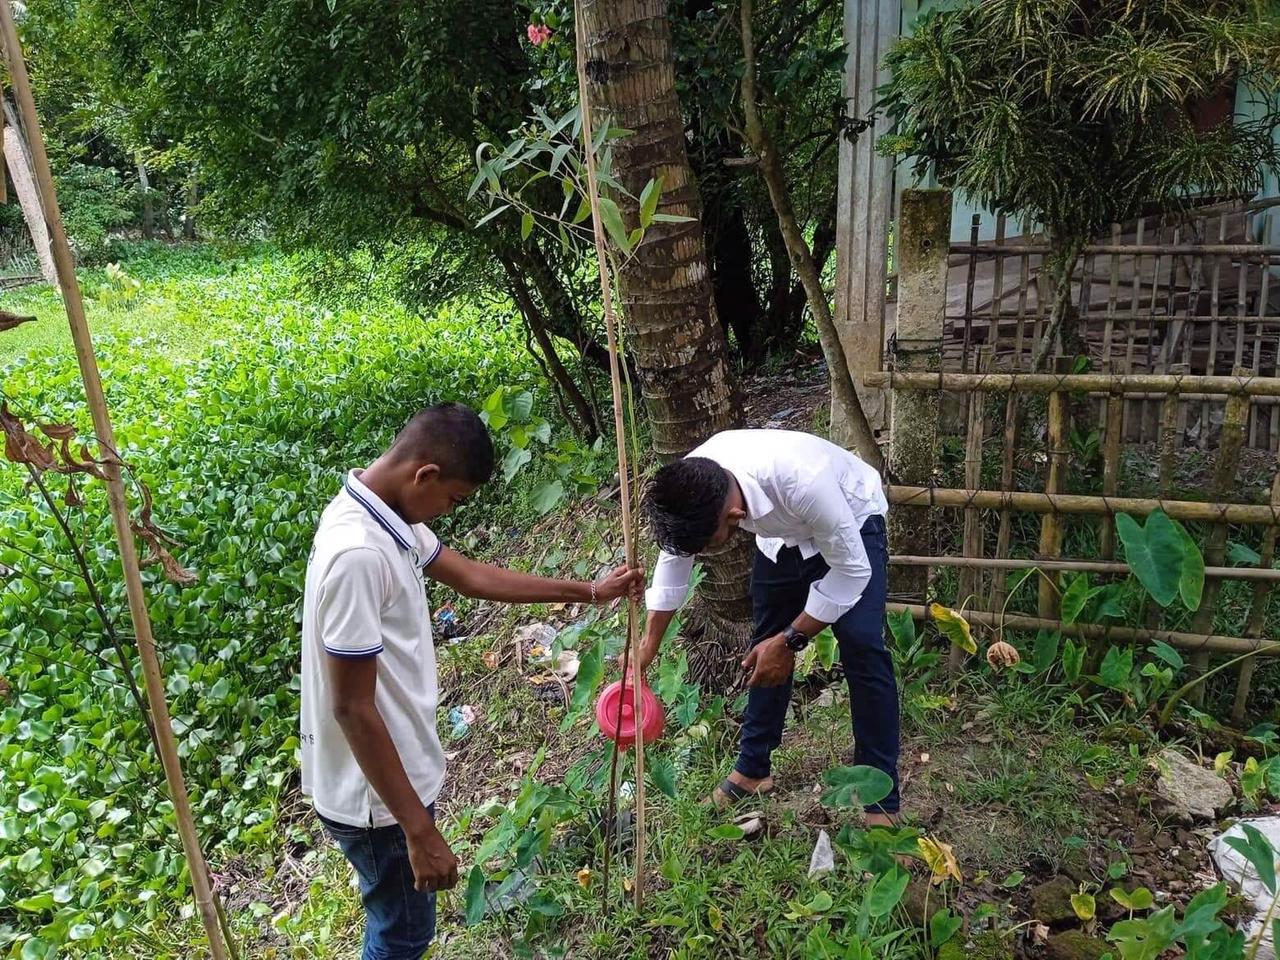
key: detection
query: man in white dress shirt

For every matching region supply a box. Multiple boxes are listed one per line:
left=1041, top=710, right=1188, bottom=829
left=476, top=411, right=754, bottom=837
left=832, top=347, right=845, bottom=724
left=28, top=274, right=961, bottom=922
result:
left=633, top=429, right=898, bottom=822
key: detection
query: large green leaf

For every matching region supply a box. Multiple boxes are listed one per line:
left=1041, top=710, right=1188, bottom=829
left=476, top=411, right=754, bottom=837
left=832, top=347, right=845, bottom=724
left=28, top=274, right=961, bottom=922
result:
left=464, top=865, right=487, bottom=925
left=1098, top=645, right=1134, bottom=691
left=1060, top=573, right=1102, bottom=625
left=568, top=639, right=604, bottom=717
left=1032, top=630, right=1061, bottom=674
left=1225, top=824, right=1277, bottom=895
left=821, top=765, right=893, bottom=809
left=1175, top=524, right=1204, bottom=611
left=867, top=866, right=910, bottom=917
left=1116, top=511, right=1184, bottom=607
left=597, top=197, right=632, bottom=254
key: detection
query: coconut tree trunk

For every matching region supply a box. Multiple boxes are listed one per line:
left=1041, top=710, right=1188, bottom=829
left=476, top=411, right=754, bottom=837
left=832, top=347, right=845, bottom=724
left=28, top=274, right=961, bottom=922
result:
left=580, top=0, right=753, bottom=690
left=2, top=103, right=55, bottom=283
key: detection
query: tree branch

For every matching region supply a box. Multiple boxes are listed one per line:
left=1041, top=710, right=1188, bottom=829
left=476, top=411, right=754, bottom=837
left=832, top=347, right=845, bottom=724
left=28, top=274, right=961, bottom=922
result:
left=739, top=0, right=882, bottom=469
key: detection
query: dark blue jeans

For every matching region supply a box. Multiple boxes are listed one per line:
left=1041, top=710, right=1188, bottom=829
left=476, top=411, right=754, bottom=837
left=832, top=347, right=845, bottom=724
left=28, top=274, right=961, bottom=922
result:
left=735, top=514, right=900, bottom=813
left=320, top=812, right=436, bottom=960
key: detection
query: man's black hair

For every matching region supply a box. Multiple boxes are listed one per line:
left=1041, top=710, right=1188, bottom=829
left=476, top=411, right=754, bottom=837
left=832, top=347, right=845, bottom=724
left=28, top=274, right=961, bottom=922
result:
left=645, top=456, right=729, bottom=556
left=390, top=403, right=495, bottom=485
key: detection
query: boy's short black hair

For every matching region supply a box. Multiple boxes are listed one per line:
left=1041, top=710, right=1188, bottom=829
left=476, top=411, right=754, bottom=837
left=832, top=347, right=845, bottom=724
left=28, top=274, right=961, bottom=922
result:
left=390, top=403, right=495, bottom=485
left=645, top=456, right=729, bottom=556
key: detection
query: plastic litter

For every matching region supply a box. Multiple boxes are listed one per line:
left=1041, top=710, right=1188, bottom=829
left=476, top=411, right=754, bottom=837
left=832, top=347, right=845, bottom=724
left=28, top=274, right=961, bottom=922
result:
left=808, top=829, right=835, bottom=879
left=1208, top=817, right=1280, bottom=960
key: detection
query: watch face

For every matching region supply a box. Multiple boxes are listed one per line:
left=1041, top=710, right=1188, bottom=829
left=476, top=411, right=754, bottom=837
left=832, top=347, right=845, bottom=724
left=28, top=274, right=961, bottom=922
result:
left=784, top=628, right=810, bottom=652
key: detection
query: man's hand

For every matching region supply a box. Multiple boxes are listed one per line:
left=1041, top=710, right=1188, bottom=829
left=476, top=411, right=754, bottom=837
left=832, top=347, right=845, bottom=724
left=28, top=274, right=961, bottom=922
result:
left=405, top=818, right=460, bottom=893
left=620, top=634, right=661, bottom=678
left=742, top=635, right=795, bottom=687
left=594, top=564, right=645, bottom=604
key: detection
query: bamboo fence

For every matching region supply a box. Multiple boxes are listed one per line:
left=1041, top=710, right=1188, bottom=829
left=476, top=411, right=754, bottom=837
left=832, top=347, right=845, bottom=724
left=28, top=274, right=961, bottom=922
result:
left=878, top=355, right=1280, bottom=721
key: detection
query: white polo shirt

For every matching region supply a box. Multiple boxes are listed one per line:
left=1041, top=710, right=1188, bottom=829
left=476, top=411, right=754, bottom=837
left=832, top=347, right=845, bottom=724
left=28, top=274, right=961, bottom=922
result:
left=300, top=470, right=445, bottom=828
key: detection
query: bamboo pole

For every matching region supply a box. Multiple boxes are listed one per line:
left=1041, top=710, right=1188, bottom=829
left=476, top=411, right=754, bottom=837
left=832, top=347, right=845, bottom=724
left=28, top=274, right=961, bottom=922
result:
left=890, top=554, right=1280, bottom=583
left=949, top=243, right=1280, bottom=257
left=572, top=0, right=645, bottom=912
left=1188, top=385, right=1249, bottom=707
left=1038, top=364, right=1069, bottom=617
left=989, top=390, right=1020, bottom=609
left=864, top=371, right=1280, bottom=397
left=885, top=486, right=1280, bottom=525
left=1232, top=469, right=1280, bottom=724
left=0, top=8, right=229, bottom=959
left=1158, top=389, right=1179, bottom=495
left=889, top=603, right=1280, bottom=656
left=955, top=349, right=988, bottom=672
left=1099, top=375, right=1124, bottom=559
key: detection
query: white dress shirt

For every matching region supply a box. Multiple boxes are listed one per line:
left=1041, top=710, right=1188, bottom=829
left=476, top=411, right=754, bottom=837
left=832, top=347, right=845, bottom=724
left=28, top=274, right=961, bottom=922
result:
left=645, top=430, right=888, bottom=624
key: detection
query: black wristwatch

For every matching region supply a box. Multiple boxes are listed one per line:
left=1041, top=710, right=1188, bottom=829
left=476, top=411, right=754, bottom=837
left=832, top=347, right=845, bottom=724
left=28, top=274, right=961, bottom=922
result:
left=782, top=625, right=811, bottom=652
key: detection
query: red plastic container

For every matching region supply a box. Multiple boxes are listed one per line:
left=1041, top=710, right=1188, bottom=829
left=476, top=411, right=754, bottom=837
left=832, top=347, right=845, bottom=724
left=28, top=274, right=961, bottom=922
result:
left=595, top=679, right=665, bottom=748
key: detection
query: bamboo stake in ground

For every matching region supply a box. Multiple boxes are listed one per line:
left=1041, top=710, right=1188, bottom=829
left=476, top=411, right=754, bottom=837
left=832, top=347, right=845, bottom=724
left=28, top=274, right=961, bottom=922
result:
left=573, top=0, right=645, bottom=912
left=1232, top=469, right=1280, bottom=724
left=0, top=7, right=230, bottom=959
left=1188, top=383, right=1249, bottom=708
left=1038, top=363, right=1069, bottom=618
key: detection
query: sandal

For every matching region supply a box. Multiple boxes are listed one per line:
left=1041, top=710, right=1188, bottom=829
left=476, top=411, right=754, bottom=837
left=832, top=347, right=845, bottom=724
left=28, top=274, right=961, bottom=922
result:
left=708, top=777, right=776, bottom=809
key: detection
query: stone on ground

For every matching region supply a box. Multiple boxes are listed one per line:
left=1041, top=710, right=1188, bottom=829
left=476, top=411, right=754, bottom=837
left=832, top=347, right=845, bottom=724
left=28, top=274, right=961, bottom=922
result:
left=1152, top=748, right=1234, bottom=821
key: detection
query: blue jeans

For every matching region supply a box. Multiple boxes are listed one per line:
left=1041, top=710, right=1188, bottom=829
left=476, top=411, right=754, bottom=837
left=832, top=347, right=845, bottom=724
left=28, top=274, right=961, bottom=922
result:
left=320, top=812, right=436, bottom=960
left=735, top=514, right=900, bottom=813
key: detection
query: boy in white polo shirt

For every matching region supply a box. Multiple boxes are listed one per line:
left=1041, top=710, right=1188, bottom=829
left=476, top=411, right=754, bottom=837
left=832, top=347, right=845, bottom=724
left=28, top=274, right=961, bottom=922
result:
left=301, top=403, right=641, bottom=960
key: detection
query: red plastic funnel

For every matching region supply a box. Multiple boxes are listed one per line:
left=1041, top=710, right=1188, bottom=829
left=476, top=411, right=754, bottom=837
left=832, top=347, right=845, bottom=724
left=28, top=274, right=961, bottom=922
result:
left=595, top=679, right=665, bottom=748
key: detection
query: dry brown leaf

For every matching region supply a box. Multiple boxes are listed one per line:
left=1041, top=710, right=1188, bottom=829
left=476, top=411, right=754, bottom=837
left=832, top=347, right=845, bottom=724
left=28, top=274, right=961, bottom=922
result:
left=37, top=422, right=76, bottom=441
left=482, top=650, right=499, bottom=670
left=576, top=867, right=592, bottom=889
left=1, top=403, right=56, bottom=472
left=986, top=640, right=1021, bottom=670
left=0, top=310, right=36, bottom=333
left=132, top=523, right=199, bottom=585
left=917, top=835, right=962, bottom=885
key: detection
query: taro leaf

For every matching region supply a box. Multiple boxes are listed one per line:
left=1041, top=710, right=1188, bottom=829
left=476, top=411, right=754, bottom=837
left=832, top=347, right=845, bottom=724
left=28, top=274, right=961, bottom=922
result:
left=1226, top=540, right=1262, bottom=566
left=1175, top=524, right=1204, bottom=611
left=1032, top=630, right=1061, bottom=674
left=1062, top=638, right=1085, bottom=682
left=886, top=608, right=916, bottom=647
left=1110, top=886, right=1154, bottom=911
left=1147, top=641, right=1184, bottom=671
left=1070, top=892, right=1096, bottom=921
left=0, top=309, right=36, bottom=332
left=464, top=865, right=486, bottom=925
left=929, top=603, right=975, bottom=654
left=1061, top=573, right=1102, bottom=626
left=930, top=908, right=963, bottom=947
left=1111, top=911, right=1177, bottom=960
left=1174, top=883, right=1228, bottom=941
left=1224, top=824, right=1278, bottom=895
left=1098, top=645, right=1134, bottom=691
left=707, top=823, right=745, bottom=841
left=502, top=446, right=531, bottom=482
left=510, top=391, right=534, bottom=422
left=814, top=628, right=836, bottom=671
left=1116, top=511, right=1183, bottom=607
left=867, top=865, right=910, bottom=917
left=821, top=764, right=893, bottom=809
left=530, top=480, right=564, bottom=515
left=568, top=639, right=603, bottom=717
left=648, top=755, right=677, bottom=799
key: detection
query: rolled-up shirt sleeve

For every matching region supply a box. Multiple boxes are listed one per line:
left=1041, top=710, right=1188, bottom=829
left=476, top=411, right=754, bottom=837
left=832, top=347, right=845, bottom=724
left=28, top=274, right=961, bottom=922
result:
left=645, top=550, right=696, bottom=612
left=796, top=475, right=872, bottom=624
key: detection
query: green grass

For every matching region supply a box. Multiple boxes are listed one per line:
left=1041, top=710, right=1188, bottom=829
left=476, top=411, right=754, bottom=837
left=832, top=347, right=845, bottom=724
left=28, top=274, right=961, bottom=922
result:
left=0, top=242, right=255, bottom=361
